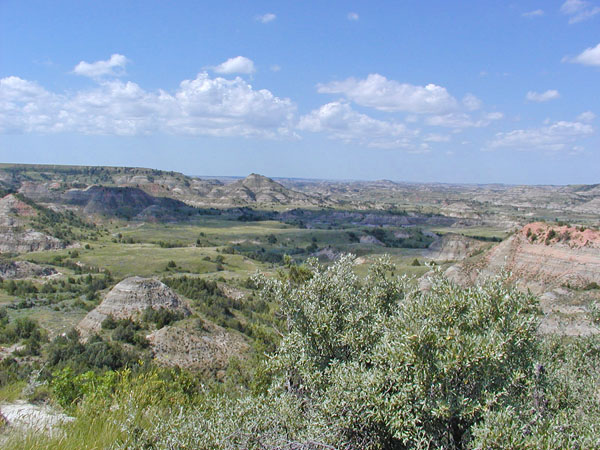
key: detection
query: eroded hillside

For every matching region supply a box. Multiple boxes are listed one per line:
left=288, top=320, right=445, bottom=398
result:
left=444, top=222, right=600, bottom=335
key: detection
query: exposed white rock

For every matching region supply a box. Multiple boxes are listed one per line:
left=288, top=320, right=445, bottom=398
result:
left=0, top=401, right=73, bottom=434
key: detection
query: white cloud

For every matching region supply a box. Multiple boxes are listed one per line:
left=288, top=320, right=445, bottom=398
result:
left=462, top=93, right=482, bottom=111
left=424, top=133, right=451, bottom=143
left=526, top=89, right=560, bottom=102
left=486, top=112, right=504, bottom=121
left=298, top=101, right=418, bottom=149
left=213, top=56, right=256, bottom=74
left=577, top=111, right=596, bottom=122
left=561, top=0, right=600, bottom=23
left=0, top=73, right=296, bottom=138
left=347, top=12, right=359, bottom=21
left=0, top=77, right=65, bottom=133
left=73, top=54, right=128, bottom=78
left=270, top=64, right=281, bottom=72
left=522, top=9, right=544, bottom=17
left=424, top=110, right=503, bottom=129
left=317, top=74, right=458, bottom=114
left=256, top=13, right=276, bottom=23
left=565, top=42, right=600, bottom=66
left=426, top=113, right=487, bottom=129
left=172, top=73, right=294, bottom=135
left=488, top=120, right=594, bottom=152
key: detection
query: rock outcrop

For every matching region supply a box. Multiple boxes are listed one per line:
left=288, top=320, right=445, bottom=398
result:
left=450, top=223, right=600, bottom=291
left=0, top=230, right=64, bottom=254
left=0, top=400, right=74, bottom=433
left=0, top=194, right=65, bottom=253
left=426, top=233, right=489, bottom=262
left=77, top=277, right=191, bottom=334
left=0, top=261, right=57, bottom=279
left=359, top=235, right=384, bottom=245
left=444, top=222, right=600, bottom=335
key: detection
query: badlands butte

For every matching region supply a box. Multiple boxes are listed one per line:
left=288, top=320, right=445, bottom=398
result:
left=0, top=162, right=599, bottom=382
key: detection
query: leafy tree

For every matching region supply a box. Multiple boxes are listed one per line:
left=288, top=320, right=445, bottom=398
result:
left=257, top=255, right=539, bottom=449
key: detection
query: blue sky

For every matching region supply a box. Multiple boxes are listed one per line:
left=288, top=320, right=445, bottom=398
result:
left=1, top=1, right=599, bottom=184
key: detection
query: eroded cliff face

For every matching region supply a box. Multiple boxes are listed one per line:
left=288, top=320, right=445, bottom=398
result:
left=77, top=277, right=191, bottom=334
left=444, top=222, right=600, bottom=335
left=61, top=185, right=197, bottom=220
left=461, top=223, right=600, bottom=291
left=0, top=194, right=65, bottom=253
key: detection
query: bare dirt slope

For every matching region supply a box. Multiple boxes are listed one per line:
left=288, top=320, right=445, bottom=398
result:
left=426, top=233, right=489, bottom=262
left=147, top=321, right=248, bottom=377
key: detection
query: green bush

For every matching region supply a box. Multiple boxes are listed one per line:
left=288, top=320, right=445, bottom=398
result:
left=472, top=335, right=600, bottom=449
left=45, top=330, right=142, bottom=373
left=142, top=306, right=184, bottom=328
left=259, top=256, right=539, bottom=448
left=0, top=316, right=47, bottom=346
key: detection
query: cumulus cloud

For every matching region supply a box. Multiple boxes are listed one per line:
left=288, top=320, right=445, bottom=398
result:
left=565, top=42, right=600, bottom=66
left=317, top=74, right=458, bottom=114
left=462, top=93, right=482, bottom=111
left=256, top=13, right=276, bottom=23
left=488, top=120, right=594, bottom=152
left=561, top=0, right=600, bottom=23
left=213, top=56, right=256, bottom=74
left=526, top=89, right=560, bottom=102
left=347, top=12, right=359, bottom=21
left=522, top=9, right=544, bottom=17
left=0, top=77, right=65, bottom=133
left=73, top=54, right=128, bottom=78
left=0, top=73, right=295, bottom=138
left=577, top=111, right=596, bottom=122
left=298, top=101, right=418, bottom=149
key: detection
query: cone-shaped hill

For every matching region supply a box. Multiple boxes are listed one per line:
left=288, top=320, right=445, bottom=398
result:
left=206, top=173, right=326, bottom=205
left=77, top=277, right=191, bottom=335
